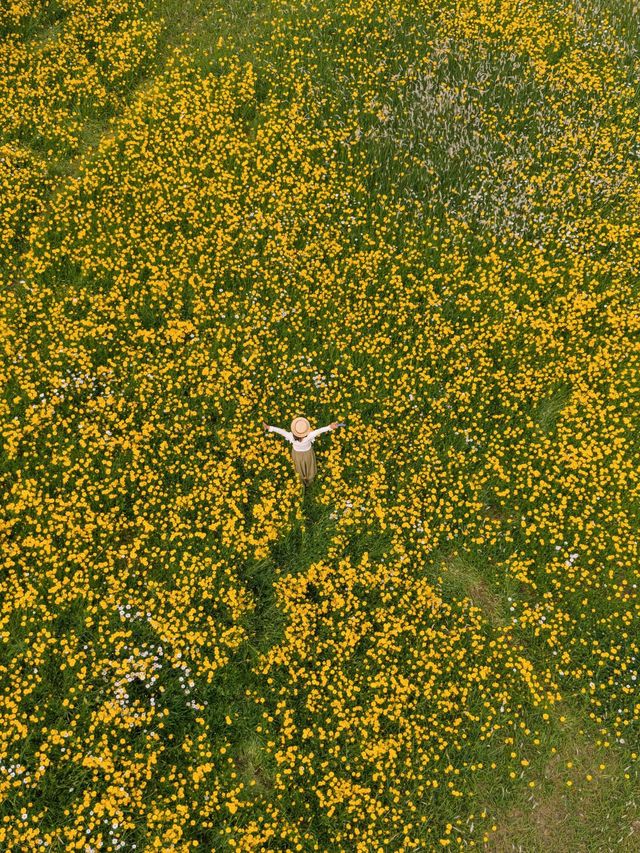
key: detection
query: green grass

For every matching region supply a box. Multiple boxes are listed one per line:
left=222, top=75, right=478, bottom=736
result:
left=1, top=0, right=639, bottom=848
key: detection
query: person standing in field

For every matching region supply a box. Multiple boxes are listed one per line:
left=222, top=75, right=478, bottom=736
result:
left=262, top=416, right=343, bottom=487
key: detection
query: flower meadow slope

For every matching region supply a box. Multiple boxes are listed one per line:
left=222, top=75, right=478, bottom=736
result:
left=1, top=0, right=639, bottom=849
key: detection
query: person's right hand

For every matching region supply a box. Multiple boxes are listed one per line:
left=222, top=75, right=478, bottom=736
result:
left=330, top=421, right=340, bottom=430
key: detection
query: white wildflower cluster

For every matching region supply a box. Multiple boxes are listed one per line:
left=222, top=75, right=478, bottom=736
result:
left=175, top=657, right=196, bottom=696
left=116, top=603, right=150, bottom=622
left=90, top=815, right=133, bottom=851
left=110, top=645, right=164, bottom=720
left=37, top=368, right=115, bottom=406
left=107, top=607, right=208, bottom=720
left=329, top=498, right=368, bottom=521
left=553, top=542, right=580, bottom=567
left=290, top=353, right=337, bottom=390
left=0, top=760, right=28, bottom=784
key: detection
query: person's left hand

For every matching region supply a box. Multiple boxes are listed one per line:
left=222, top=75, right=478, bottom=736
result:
left=331, top=421, right=340, bottom=430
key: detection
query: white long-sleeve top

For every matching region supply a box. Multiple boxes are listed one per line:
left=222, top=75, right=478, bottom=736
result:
left=268, top=424, right=333, bottom=452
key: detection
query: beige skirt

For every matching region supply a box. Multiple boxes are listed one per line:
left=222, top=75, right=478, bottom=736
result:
left=291, top=447, right=317, bottom=485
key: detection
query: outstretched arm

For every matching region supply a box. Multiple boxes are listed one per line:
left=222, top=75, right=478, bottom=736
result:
left=264, top=423, right=292, bottom=440
left=308, top=422, right=342, bottom=440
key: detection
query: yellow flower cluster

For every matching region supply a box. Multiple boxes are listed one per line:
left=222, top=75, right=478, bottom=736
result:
left=1, top=0, right=638, bottom=848
left=0, top=0, right=162, bottom=155
left=251, top=555, right=558, bottom=847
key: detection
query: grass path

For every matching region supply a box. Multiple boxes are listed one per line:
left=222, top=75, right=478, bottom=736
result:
left=489, top=722, right=639, bottom=851
left=437, top=554, right=640, bottom=850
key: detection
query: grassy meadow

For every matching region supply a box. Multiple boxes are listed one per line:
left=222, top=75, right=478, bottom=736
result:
left=1, top=0, right=639, bottom=849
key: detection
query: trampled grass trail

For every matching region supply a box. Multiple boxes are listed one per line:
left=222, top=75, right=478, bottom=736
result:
left=1, top=0, right=639, bottom=849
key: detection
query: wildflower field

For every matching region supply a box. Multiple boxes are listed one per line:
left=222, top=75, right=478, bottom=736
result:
left=1, top=0, right=639, bottom=849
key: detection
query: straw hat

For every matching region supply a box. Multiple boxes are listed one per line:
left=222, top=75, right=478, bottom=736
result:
left=291, top=416, right=311, bottom=438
